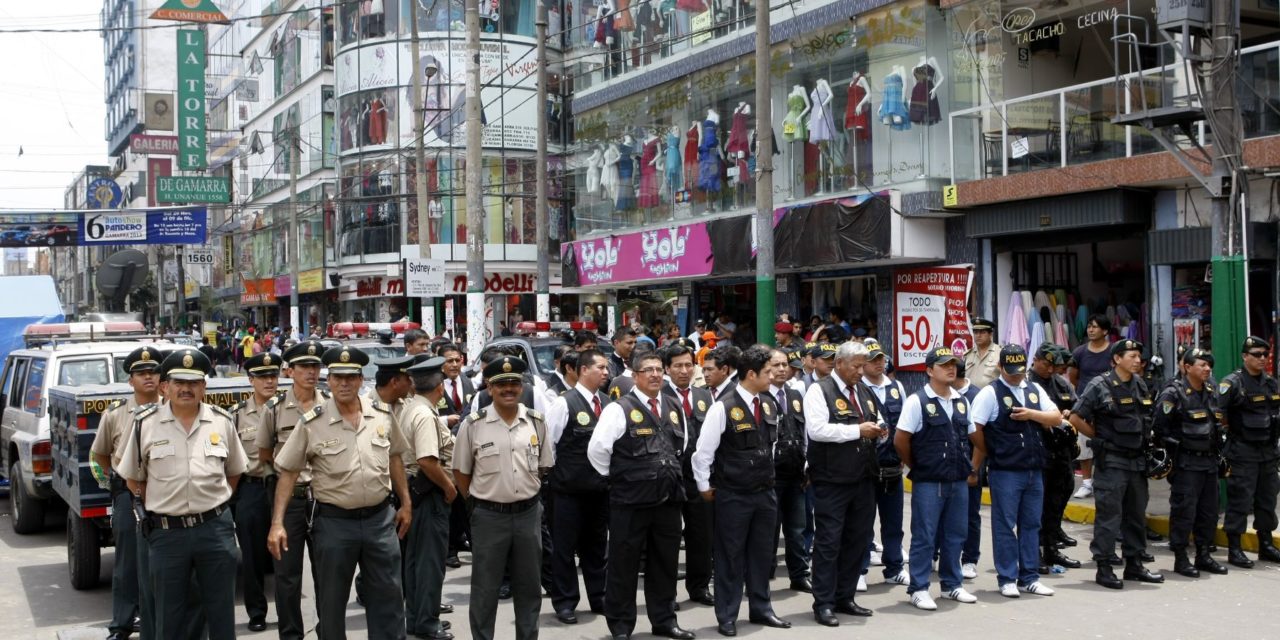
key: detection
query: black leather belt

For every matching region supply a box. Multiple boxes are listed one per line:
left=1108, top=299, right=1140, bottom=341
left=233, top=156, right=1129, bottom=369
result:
left=149, top=503, right=228, bottom=530
left=474, top=496, right=539, bottom=513
left=315, top=498, right=392, bottom=519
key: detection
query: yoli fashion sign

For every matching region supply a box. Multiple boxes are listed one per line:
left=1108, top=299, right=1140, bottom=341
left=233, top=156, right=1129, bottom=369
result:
left=177, top=29, right=208, bottom=170
left=80, top=208, right=208, bottom=245
left=562, top=222, right=713, bottom=286
left=892, top=265, right=974, bottom=371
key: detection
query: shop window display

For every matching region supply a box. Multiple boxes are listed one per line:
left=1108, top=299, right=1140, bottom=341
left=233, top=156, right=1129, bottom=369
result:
left=339, top=157, right=402, bottom=257
left=339, top=89, right=398, bottom=152
left=339, top=0, right=400, bottom=46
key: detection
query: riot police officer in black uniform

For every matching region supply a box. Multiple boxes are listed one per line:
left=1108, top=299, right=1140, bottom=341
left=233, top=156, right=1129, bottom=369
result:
left=1028, top=344, right=1082, bottom=572
left=1069, top=339, right=1164, bottom=589
left=1154, top=348, right=1228, bottom=578
left=1218, top=335, right=1280, bottom=567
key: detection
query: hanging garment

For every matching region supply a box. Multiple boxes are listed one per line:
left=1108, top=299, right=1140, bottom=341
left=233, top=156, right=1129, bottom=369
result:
left=638, top=137, right=660, bottom=208
left=615, top=0, right=635, bottom=30
left=676, top=0, right=706, bottom=11
left=684, top=124, right=699, bottom=189
left=725, top=108, right=750, bottom=158
left=1054, top=320, right=1070, bottom=348
left=368, top=97, right=388, bottom=144
left=586, top=151, right=603, bottom=196
left=1029, top=321, right=1046, bottom=358
left=782, top=92, right=808, bottom=142
left=878, top=73, right=911, bottom=131
left=808, top=83, right=836, bottom=144
left=664, top=131, right=681, bottom=191
left=697, top=119, right=722, bottom=193
left=845, top=74, right=871, bottom=140
left=616, top=142, right=636, bottom=209
left=1006, top=294, right=1030, bottom=349
left=908, top=63, right=941, bottom=125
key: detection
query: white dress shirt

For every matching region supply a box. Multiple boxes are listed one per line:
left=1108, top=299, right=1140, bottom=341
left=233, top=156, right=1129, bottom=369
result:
left=804, top=376, right=876, bottom=443
left=587, top=387, right=687, bottom=477
left=897, top=385, right=976, bottom=435
left=550, top=383, right=604, bottom=446
left=691, top=385, right=760, bottom=492
left=970, top=377, right=1057, bottom=426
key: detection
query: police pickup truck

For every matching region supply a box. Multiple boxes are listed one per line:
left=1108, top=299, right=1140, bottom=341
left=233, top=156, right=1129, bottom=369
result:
left=49, top=377, right=279, bottom=589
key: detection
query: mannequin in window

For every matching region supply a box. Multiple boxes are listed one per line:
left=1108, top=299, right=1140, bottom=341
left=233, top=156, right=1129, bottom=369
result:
left=664, top=125, right=682, bottom=198
left=359, top=100, right=373, bottom=145
left=782, top=85, right=810, bottom=198
left=684, top=122, right=700, bottom=192
left=601, top=143, right=621, bottom=205
left=879, top=65, right=911, bottom=131
left=725, top=103, right=752, bottom=204
left=593, top=0, right=621, bottom=76
left=368, top=93, right=388, bottom=144
left=617, top=135, right=637, bottom=211
left=614, top=0, right=636, bottom=69
left=909, top=56, right=944, bottom=126
left=428, top=197, right=443, bottom=244
left=639, top=129, right=662, bottom=209
left=697, top=108, right=723, bottom=210
left=586, top=145, right=605, bottom=197
left=845, top=71, right=872, bottom=187
left=367, top=0, right=385, bottom=37
left=809, top=79, right=835, bottom=193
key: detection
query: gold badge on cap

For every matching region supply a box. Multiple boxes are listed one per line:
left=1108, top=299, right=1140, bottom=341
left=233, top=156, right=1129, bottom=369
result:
left=629, top=409, right=644, bottom=424
left=340, top=350, right=350, bottom=363
left=1126, top=340, right=1135, bottom=348
left=182, top=353, right=194, bottom=368
left=263, top=355, right=272, bottom=365
left=834, top=398, right=848, bottom=412
left=503, top=359, right=513, bottom=373
left=576, top=411, right=591, bottom=426
left=210, top=432, right=220, bottom=445
left=308, top=344, right=317, bottom=355
left=697, top=400, right=707, bottom=412
left=730, top=407, right=746, bottom=421
left=141, top=350, right=152, bottom=361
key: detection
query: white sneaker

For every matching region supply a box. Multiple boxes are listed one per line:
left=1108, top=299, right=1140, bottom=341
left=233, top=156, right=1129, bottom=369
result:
left=887, top=570, right=909, bottom=586
left=1019, top=581, right=1055, bottom=596
left=910, top=591, right=938, bottom=611
left=944, top=587, right=977, bottom=603
left=999, top=583, right=1021, bottom=598
left=870, top=549, right=883, bottom=566
left=857, top=575, right=868, bottom=592
left=1073, top=483, right=1094, bottom=499
left=961, top=563, right=977, bottom=579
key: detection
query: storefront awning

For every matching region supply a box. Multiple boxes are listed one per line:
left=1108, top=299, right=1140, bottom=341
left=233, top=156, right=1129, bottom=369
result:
left=965, top=189, right=1152, bottom=238
left=1148, top=223, right=1277, bottom=265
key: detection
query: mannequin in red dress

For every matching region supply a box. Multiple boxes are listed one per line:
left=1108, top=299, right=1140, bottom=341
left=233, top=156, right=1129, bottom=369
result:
left=683, top=123, right=699, bottom=192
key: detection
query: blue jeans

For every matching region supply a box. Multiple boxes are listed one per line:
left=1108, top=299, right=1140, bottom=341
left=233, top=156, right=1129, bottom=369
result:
left=909, top=480, right=968, bottom=594
left=774, top=481, right=811, bottom=581
left=988, top=469, right=1044, bottom=587
left=935, top=464, right=985, bottom=565
left=861, top=475, right=905, bottom=578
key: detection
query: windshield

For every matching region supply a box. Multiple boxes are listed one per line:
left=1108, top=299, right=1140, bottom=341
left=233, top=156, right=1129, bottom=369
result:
left=531, top=345, right=557, bottom=375
left=59, top=358, right=114, bottom=386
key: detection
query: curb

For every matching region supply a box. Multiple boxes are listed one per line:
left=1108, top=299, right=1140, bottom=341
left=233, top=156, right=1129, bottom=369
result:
left=903, top=478, right=1279, bottom=552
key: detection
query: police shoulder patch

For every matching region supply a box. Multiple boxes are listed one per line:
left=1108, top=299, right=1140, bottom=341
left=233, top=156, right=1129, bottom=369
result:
left=527, top=409, right=544, bottom=421
left=302, top=405, right=325, bottom=422
left=134, top=403, right=159, bottom=421
left=1219, top=381, right=1232, bottom=394
left=469, top=411, right=484, bottom=423
left=370, top=399, right=390, bottom=413
left=264, top=394, right=283, bottom=409
left=229, top=399, right=247, bottom=414
left=107, top=399, right=125, bottom=411
left=1161, top=400, right=1174, bottom=414
left=320, top=389, right=333, bottom=399
left=210, top=405, right=234, bottom=421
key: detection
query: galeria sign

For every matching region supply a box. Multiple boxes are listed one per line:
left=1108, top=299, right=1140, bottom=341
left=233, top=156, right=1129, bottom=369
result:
left=177, top=29, right=207, bottom=170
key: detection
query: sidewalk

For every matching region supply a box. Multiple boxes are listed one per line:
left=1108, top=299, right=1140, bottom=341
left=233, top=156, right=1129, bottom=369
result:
left=904, top=476, right=1280, bottom=551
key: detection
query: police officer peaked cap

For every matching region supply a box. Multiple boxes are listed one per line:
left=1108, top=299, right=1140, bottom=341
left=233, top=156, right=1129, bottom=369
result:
left=1110, top=339, right=1143, bottom=358
left=124, top=346, right=164, bottom=373
left=284, top=339, right=327, bottom=365
left=1000, top=344, right=1028, bottom=374
left=1033, top=342, right=1060, bottom=365
left=1180, top=347, right=1214, bottom=367
left=786, top=348, right=804, bottom=369
left=815, top=343, right=839, bottom=359
left=484, top=356, right=527, bottom=384
left=243, top=352, right=282, bottom=377
left=1242, top=336, right=1269, bottom=353
left=407, top=356, right=447, bottom=379
left=925, top=347, right=959, bottom=367
left=161, top=348, right=211, bottom=381
left=866, top=341, right=887, bottom=360
left=373, top=354, right=417, bottom=374
left=971, top=317, right=995, bottom=332
left=323, top=345, right=369, bottom=374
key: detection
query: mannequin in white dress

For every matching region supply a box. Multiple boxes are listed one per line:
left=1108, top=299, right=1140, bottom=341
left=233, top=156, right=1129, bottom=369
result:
left=601, top=144, right=621, bottom=203
left=586, top=146, right=604, bottom=196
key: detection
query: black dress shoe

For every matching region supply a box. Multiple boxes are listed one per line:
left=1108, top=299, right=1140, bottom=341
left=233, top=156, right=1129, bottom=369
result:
left=445, top=555, right=462, bottom=568
left=749, top=613, right=791, bottom=628
left=442, top=621, right=452, bottom=630
left=1123, top=561, right=1165, bottom=584
left=1147, top=529, right=1165, bottom=541
left=248, top=617, right=268, bottom=632
left=1056, top=531, right=1078, bottom=547
left=717, top=621, right=737, bottom=637
left=651, top=624, right=696, bottom=639
left=498, top=584, right=512, bottom=600
left=1258, top=540, right=1280, bottom=563
left=1228, top=546, right=1255, bottom=568
left=690, top=591, right=715, bottom=606
left=415, top=630, right=454, bottom=640
left=834, top=600, right=873, bottom=617
left=555, top=609, right=578, bottom=624
left=1047, top=551, right=1082, bottom=569
left=789, top=578, right=812, bottom=592
left=439, top=603, right=454, bottom=614
left=1194, top=552, right=1229, bottom=575
left=1037, top=562, right=1050, bottom=575
left=1095, top=564, right=1123, bottom=589
left=130, top=616, right=142, bottom=633
left=814, top=608, right=839, bottom=627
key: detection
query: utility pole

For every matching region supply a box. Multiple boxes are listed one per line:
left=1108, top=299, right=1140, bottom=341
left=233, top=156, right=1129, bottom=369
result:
left=409, top=0, right=437, bottom=334
left=465, top=0, right=486, bottom=362
left=1207, top=0, right=1246, bottom=376
left=288, top=125, right=301, bottom=338
left=535, top=1, right=550, bottom=323
left=753, top=0, right=775, bottom=346
left=177, top=245, right=188, bottom=324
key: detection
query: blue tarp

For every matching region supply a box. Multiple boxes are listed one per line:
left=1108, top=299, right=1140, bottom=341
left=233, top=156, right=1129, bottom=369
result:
left=0, top=276, right=64, bottom=363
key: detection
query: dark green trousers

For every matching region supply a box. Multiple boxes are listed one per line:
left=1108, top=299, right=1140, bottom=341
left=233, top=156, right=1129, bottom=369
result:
left=147, top=509, right=236, bottom=639
left=312, top=504, right=406, bottom=639
left=405, top=490, right=451, bottom=635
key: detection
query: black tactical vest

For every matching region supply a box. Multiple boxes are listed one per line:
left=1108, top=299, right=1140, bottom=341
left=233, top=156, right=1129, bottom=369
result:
left=983, top=382, right=1048, bottom=471
left=544, top=372, right=569, bottom=396
left=550, top=389, right=610, bottom=493
left=908, top=388, right=973, bottom=483
left=806, top=376, right=878, bottom=485
left=1170, top=380, right=1217, bottom=453
left=1222, top=370, right=1279, bottom=443
left=712, top=389, right=777, bottom=493
left=608, top=393, right=686, bottom=507
left=1093, top=370, right=1152, bottom=453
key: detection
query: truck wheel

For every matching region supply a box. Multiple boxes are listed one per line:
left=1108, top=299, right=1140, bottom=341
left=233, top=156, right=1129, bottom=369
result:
left=67, top=510, right=102, bottom=590
left=9, top=462, right=46, bottom=534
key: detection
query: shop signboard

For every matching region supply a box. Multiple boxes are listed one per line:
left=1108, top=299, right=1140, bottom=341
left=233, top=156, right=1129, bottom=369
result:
left=155, top=176, right=231, bottom=203
left=562, top=222, right=714, bottom=287
left=86, top=178, right=123, bottom=209
left=298, top=268, right=326, bottom=293
left=406, top=258, right=446, bottom=298
left=892, top=265, right=974, bottom=372
left=80, top=208, right=207, bottom=245
left=274, top=275, right=292, bottom=298
left=150, top=0, right=230, bottom=23
left=241, top=278, right=276, bottom=305
left=176, top=29, right=208, bottom=169
left=130, top=134, right=180, bottom=155
left=147, top=158, right=173, bottom=207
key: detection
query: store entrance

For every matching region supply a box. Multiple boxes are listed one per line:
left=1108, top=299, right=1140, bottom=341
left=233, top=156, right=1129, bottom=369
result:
left=797, top=275, right=879, bottom=342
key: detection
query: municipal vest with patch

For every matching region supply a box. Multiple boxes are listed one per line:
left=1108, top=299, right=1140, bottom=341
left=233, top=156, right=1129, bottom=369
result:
left=1095, top=370, right=1152, bottom=453
left=908, top=389, right=973, bottom=483
left=1221, top=370, right=1279, bottom=443
left=983, top=382, right=1048, bottom=471
left=550, top=389, right=610, bottom=494
left=609, top=394, right=686, bottom=507
left=712, top=391, right=777, bottom=493
left=866, top=380, right=905, bottom=468
left=661, top=384, right=713, bottom=496
left=806, top=376, right=878, bottom=485
left=771, top=386, right=807, bottom=483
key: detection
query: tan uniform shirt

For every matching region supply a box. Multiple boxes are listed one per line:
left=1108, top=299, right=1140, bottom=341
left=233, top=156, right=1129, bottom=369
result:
left=117, top=403, right=248, bottom=516
left=255, top=387, right=325, bottom=484
left=964, top=343, right=1003, bottom=390
left=454, top=405, right=550, bottom=503
left=274, top=396, right=410, bottom=510
left=365, top=389, right=407, bottom=430
left=90, top=396, right=138, bottom=470
left=233, top=395, right=274, bottom=478
left=401, top=395, right=455, bottom=473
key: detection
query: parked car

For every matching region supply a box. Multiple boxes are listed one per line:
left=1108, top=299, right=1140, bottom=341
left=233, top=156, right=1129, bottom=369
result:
left=0, top=227, right=34, bottom=246
left=26, top=225, right=74, bottom=246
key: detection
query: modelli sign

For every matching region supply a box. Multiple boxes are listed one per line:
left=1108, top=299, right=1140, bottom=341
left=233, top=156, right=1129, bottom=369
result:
left=177, top=29, right=208, bottom=170
left=155, top=176, right=231, bottom=203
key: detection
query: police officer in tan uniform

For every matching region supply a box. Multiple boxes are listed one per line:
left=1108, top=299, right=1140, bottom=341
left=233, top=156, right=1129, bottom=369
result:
left=403, top=356, right=458, bottom=639
left=118, top=348, right=248, bottom=640
left=268, top=345, right=414, bottom=640
left=255, top=339, right=329, bottom=639
left=454, top=356, right=552, bottom=640
left=90, top=345, right=162, bottom=640
left=229, top=352, right=284, bottom=632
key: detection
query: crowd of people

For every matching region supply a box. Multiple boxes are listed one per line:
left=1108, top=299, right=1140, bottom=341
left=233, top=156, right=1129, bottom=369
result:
left=85, top=313, right=1279, bottom=640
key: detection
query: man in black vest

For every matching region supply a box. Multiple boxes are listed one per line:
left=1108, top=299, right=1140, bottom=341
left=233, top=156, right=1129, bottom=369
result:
left=661, top=342, right=716, bottom=606
left=1069, top=339, right=1164, bottom=589
left=1218, top=335, right=1280, bottom=567
left=1155, top=348, right=1229, bottom=577
left=803, top=341, right=882, bottom=626
left=588, top=351, right=694, bottom=640
left=436, top=342, right=473, bottom=570
left=692, top=345, right=791, bottom=636
left=768, top=348, right=812, bottom=592
left=545, top=345, right=575, bottom=396
left=895, top=347, right=980, bottom=611
left=548, top=349, right=611, bottom=623
left=703, top=346, right=742, bottom=400
left=970, top=345, right=1061, bottom=598
left=1028, top=344, right=1083, bottom=572
left=858, top=341, right=909, bottom=589
left=609, top=328, right=638, bottom=379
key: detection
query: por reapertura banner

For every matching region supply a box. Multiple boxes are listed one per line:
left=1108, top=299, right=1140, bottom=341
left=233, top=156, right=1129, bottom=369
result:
left=893, top=264, right=975, bottom=371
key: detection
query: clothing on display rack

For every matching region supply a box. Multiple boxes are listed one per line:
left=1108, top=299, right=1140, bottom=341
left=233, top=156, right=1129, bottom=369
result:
left=878, top=72, right=911, bottom=131
left=368, top=96, right=388, bottom=144
left=697, top=117, right=722, bottom=192
left=676, top=0, right=707, bottom=12
left=586, top=147, right=604, bottom=196
left=908, top=64, right=941, bottom=125
left=615, top=0, right=635, bottom=30
left=845, top=73, right=871, bottom=140
left=638, top=137, right=661, bottom=207
left=665, top=131, right=682, bottom=192
left=808, top=82, right=836, bottom=144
